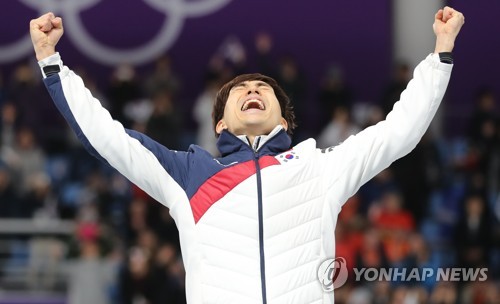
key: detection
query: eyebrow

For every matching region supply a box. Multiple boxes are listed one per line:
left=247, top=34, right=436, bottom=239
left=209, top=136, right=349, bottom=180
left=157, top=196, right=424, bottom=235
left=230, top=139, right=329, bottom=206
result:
left=231, top=81, right=271, bottom=90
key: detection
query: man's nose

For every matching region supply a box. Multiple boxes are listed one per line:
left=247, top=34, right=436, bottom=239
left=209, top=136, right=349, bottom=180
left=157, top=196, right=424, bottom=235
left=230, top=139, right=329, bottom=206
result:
left=247, top=87, right=260, bottom=95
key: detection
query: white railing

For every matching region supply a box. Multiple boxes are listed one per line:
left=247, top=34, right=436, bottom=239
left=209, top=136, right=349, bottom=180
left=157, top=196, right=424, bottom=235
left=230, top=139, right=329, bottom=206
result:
left=0, top=219, right=75, bottom=235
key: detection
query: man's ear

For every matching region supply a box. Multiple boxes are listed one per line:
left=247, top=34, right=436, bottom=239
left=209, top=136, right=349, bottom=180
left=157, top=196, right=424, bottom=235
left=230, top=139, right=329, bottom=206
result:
left=216, top=119, right=227, bottom=134
left=280, top=118, right=288, bottom=131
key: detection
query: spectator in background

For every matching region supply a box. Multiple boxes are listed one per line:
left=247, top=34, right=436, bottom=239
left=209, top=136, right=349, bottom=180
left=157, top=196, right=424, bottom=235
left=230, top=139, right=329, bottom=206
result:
left=1, top=102, right=18, bottom=151
left=124, top=197, right=150, bottom=247
left=107, top=63, right=143, bottom=127
left=123, top=192, right=181, bottom=253
left=392, top=286, right=429, bottom=304
left=150, top=242, right=186, bottom=304
left=204, top=53, right=234, bottom=85
left=454, top=194, right=492, bottom=269
left=119, top=246, right=155, bottom=304
left=27, top=236, right=65, bottom=290
left=465, top=91, right=499, bottom=195
left=429, top=282, right=457, bottom=304
left=254, top=31, right=276, bottom=78
left=136, top=229, right=159, bottom=258
left=468, top=88, right=497, bottom=142
left=193, top=78, right=220, bottom=156
left=76, top=169, right=116, bottom=221
left=145, top=90, right=183, bottom=150
left=218, top=35, right=247, bottom=76
left=390, top=132, right=444, bottom=224
left=358, top=168, right=399, bottom=215
left=21, top=172, right=58, bottom=219
left=355, top=228, right=389, bottom=271
left=119, top=235, right=185, bottom=304
left=66, top=221, right=118, bottom=304
left=317, top=63, right=353, bottom=132
left=371, top=281, right=392, bottom=304
left=401, top=233, right=440, bottom=292
left=489, top=120, right=500, bottom=215
left=7, top=61, right=65, bottom=153
left=460, top=281, right=500, bottom=304
left=275, top=55, right=308, bottom=141
left=470, top=116, right=497, bottom=172
left=276, top=56, right=305, bottom=105
left=2, top=127, right=46, bottom=204
left=152, top=205, right=181, bottom=252
left=144, top=55, right=180, bottom=99
left=75, top=66, right=110, bottom=109
left=370, top=190, right=415, bottom=232
left=205, top=35, right=248, bottom=85
left=0, top=72, right=5, bottom=109
left=334, top=221, right=359, bottom=272
left=6, top=62, right=45, bottom=130
left=360, top=104, right=385, bottom=130
left=371, top=190, right=415, bottom=266
left=317, top=105, right=360, bottom=148
left=0, top=163, right=17, bottom=217
left=379, top=61, right=411, bottom=116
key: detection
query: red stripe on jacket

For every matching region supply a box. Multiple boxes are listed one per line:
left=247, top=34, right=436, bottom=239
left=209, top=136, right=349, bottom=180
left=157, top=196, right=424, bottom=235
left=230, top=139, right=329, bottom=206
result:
left=190, top=156, right=280, bottom=223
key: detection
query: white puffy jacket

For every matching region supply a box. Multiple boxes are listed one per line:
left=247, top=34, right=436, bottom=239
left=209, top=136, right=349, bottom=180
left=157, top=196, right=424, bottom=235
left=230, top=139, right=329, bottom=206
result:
left=39, top=53, right=452, bottom=303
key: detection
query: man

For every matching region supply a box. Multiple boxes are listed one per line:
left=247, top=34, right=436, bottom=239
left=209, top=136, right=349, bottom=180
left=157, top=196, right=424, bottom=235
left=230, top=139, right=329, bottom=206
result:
left=30, top=7, right=464, bottom=303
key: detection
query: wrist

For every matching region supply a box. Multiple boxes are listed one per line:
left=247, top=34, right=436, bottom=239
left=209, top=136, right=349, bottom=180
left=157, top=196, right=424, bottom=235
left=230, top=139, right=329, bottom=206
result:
left=36, top=49, right=56, bottom=61
left=434, top=35, right=455, bottom=53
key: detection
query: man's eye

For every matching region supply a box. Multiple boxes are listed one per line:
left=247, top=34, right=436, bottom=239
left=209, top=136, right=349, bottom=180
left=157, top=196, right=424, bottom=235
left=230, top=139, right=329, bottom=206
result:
left=231, top=87, right=244, bottom=92
left=257, top=84, right=272, bottom=90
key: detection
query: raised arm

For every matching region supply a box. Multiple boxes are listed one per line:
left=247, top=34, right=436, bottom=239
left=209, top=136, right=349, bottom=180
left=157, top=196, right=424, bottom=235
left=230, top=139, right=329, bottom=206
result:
left=319, top=7, right=464, bottom=206
left=30, top=13, right=190, bottom=208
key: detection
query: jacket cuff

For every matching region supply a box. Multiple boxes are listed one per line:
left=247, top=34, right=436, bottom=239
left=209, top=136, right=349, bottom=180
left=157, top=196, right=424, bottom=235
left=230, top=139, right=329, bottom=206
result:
left=38, top=52, right=63, bottom=78
left=438, top=52, right=453, bottom=64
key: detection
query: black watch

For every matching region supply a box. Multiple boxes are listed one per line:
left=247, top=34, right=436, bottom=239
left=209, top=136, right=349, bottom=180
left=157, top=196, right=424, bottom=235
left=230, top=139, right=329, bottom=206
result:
left=43, top=64, right=61, bottom=76
left=438, top=52, right=453, bottom=64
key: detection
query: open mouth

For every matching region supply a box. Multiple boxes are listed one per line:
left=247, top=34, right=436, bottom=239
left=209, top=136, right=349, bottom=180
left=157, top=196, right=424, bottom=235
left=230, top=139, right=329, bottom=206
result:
left=241, top=99, right=265, bottom=111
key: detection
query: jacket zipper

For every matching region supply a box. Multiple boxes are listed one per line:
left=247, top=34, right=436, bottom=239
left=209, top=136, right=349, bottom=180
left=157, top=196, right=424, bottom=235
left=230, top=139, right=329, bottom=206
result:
left=252, top=136, right=268, bottom=304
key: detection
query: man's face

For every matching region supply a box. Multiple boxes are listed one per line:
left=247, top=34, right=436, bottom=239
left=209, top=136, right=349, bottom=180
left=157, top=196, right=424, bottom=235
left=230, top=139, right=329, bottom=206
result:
left=216, top=80, right=287, bottom=136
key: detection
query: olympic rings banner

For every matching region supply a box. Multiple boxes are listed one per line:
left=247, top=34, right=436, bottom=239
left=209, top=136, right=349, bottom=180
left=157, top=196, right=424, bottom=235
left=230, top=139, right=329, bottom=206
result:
left=1, top=0, right=393, bottom=106
left=2, top=0, right=232, bottom=65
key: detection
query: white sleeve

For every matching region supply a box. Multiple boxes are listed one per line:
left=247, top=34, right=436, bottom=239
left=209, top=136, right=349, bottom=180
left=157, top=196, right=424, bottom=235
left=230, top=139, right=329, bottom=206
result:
left=318, top=53, right=453, bottom=207
left=40, top=55, right=189, bottom=208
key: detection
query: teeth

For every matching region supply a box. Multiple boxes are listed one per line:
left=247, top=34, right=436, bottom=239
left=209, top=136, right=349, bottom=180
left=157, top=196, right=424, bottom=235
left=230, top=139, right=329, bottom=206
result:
left=242, top=99, right=264, bottom=111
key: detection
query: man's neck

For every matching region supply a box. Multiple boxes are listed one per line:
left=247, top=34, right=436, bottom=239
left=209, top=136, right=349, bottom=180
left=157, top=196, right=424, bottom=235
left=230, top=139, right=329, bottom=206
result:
left=246, top=135, right=257, bottom=146
left=235, top=125, right=284, bottom=151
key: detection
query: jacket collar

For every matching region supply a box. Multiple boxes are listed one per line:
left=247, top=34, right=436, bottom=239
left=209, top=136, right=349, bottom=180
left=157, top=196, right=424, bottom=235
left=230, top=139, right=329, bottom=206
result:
left=216, top=125, right=292, bottom=157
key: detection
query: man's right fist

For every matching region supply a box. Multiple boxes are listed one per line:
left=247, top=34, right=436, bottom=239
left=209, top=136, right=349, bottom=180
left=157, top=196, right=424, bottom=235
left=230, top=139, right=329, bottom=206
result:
left=30, top=12, right=64, bottom=61
left=433, top=6, right=465, bottom=53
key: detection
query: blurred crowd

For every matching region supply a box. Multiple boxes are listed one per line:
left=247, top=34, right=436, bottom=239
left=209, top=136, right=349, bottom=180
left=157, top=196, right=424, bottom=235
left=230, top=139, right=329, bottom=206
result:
left=0, top=32, right=499, bottom=304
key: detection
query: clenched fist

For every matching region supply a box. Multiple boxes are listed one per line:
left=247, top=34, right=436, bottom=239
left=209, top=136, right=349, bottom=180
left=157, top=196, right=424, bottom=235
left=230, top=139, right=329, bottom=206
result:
left=433, top=6, right=465, bottom=53
left=30, top=12, right=64, bottom=61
